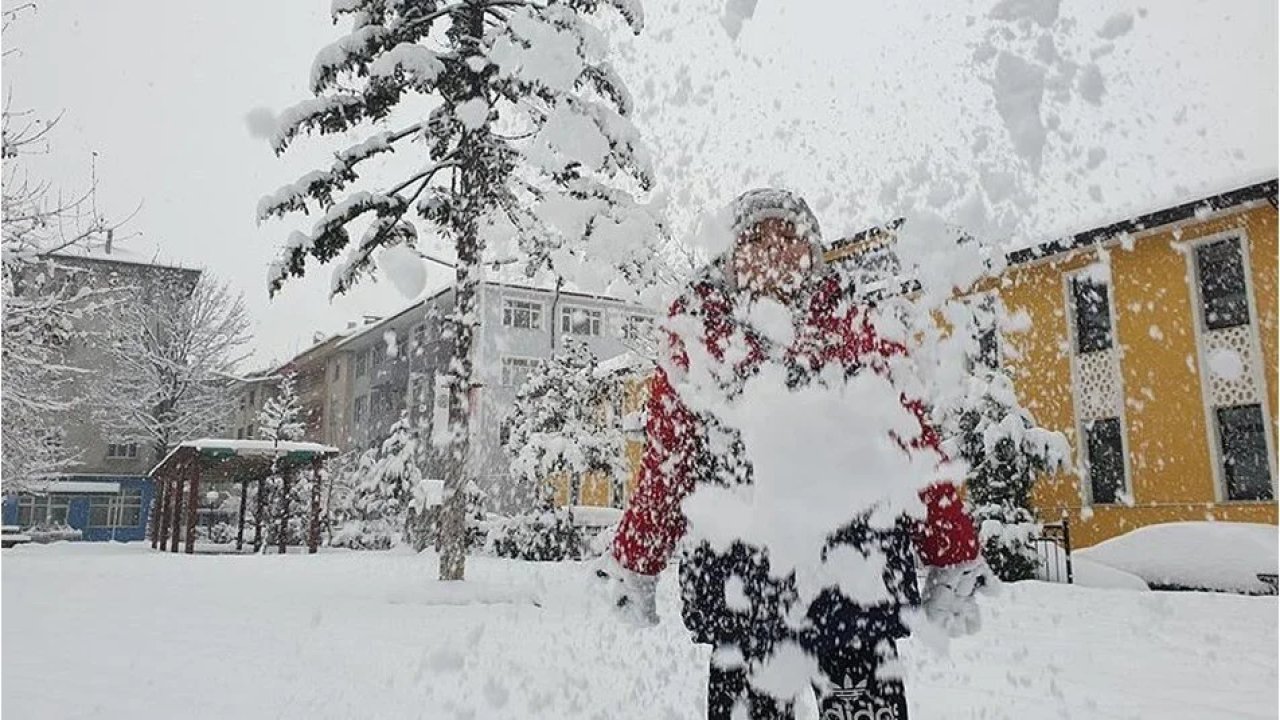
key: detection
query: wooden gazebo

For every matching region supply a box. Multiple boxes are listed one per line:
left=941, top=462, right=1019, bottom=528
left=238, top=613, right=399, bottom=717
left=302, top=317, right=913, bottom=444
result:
left=148, top=439, right=339, bottom=555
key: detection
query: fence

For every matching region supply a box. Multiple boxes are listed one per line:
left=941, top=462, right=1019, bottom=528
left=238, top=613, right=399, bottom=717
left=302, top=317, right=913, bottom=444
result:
left=1031, top=513, right=1074, bottom=584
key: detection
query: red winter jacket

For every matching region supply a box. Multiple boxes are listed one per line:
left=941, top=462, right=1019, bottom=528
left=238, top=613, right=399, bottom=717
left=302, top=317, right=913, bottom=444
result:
left=612, top=275, right=979, bottom=577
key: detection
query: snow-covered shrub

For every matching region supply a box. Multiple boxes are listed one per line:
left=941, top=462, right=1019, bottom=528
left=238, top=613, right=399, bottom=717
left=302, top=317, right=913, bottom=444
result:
left=336, top=415, right=421, bottom=550
left=501, top=339, right=628, bottom=511
left=943, top=369, right=1069, bottom=582
left=486, top=507, right=580, bottom=562
left=28, top=524, right=82, bottom=543
left=207, top=521, right=236, bottom=545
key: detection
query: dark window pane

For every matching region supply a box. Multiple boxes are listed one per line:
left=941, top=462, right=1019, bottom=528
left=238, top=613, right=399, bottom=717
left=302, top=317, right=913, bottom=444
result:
left=1196, top=239, right=1250, bottom=330
left=1086, top=417, right=1125, bottom=504
left=1072, top=277, right=1113, bottom=353
left=1216, top=404, right=1273, bottom=501
left=976, top=326, right=1000, bottom=369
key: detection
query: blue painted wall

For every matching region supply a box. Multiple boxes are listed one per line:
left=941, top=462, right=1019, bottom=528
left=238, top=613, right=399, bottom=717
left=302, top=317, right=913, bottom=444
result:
left=2, top=475, right=153, bottom=542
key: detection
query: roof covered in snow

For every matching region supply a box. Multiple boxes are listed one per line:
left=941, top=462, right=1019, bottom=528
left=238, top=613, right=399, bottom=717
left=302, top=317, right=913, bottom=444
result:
left=149, top=439, right=340, bottom=483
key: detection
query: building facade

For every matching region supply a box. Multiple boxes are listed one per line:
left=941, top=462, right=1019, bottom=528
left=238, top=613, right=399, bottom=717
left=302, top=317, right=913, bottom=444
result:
left=236, top=280, right=655, bottom=514
left=2, top=248, right=201, bottom=541
left=826, top=179, right=1278, bottom=548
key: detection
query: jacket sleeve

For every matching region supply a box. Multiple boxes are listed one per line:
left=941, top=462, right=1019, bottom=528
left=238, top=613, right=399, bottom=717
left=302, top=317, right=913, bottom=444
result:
left=611, top=365, right=699, bottom=576
left=904, top=397, right=981, bottom=568
left=849, top=308, right=980, bottom=569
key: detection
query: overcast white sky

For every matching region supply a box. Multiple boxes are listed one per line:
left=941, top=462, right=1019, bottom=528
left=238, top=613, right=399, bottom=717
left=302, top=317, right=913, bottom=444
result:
left=3, top=0, right=1275, bottom=367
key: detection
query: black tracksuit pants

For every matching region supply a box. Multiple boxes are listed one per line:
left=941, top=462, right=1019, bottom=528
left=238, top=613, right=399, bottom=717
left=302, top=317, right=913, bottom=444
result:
left=707, top=642, right=908, bottom=720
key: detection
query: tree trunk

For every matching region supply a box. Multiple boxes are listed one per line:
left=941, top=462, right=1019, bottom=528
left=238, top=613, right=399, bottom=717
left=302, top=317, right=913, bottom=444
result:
left=308, top=459, right=322, bottom=554
left=436, top=4, right=487, bottom=583
left=278, top=471, right=292, bottom=555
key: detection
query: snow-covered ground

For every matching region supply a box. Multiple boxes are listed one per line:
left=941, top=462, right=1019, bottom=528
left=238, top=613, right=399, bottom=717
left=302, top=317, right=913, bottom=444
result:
left=3, top=543, right=1276, bottom=719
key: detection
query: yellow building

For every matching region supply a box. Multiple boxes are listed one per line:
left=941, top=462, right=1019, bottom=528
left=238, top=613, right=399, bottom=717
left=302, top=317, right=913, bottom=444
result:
left=547, top=355, right=653, bottom=510
left=827, top=179, right=1278, bottom=547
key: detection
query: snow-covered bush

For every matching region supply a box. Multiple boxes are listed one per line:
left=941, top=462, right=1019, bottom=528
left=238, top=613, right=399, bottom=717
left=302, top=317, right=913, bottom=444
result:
left=335, top=415, right=421, bottom=550
left=486, top=507, right=581, bottom=562
left=501, top=338, right=628, bottom=511
left=28, top=524, right=82, bottom=544
left=943, top=369, right=1069, bottom=582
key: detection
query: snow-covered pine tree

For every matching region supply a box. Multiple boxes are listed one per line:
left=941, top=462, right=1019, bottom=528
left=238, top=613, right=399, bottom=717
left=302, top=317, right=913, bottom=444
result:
left=262, top=0, right=660, bottom=581
left=337, top=412, right=422, bottom=550
left=939, top=300, right=1070, bottom=582
left=495, top=338, right=624, bottom=559
left=257, top=371, right=306, bottom=443
left=256, top=372, right=308, bottom=552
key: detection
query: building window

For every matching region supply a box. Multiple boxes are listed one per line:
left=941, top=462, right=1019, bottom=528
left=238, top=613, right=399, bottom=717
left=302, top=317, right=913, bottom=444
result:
left=88, top=489, right=143, bottom=528
left=355, top=350, right=368, bottom=378
left=1084, top=417, right=1125, bottom=505
left=621, top=314, right=654, bottom=342
left=249, top=389, right=257, bottom=406
left=236, top=427, right=244, bottom=439
left=561, top=307, right=602, bottom=336
left=1215, top=404, right=1272, bottom=501
left=353, top=395, right=368, bottom=424
left=16, top=494, right=71, bottom=528
left=501, top=356, right=539, bottom=388
left=1195, top=237, right=1250, bottom=331
left=431, top=374, right=451, bottom=435
left=412, top=323, right=426, bottom=351
left=1071, top=276, right=1113, bottom=354
left=106, top=442, right=138, bottom=459
left=332, top=363, right=341, bottom=381
left=503, top=299, right=543, bottom=330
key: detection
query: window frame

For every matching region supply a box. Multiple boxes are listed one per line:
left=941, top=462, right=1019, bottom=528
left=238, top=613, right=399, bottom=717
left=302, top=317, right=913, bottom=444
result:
left=1213, top=404, right=1273, bottom=502
left=1194, top=237, right=1251, bottom=331
left=1184, top=229, right=1277, bottom=503
left=560, top=306, right=602, bottom=337
left=621, top=314, right=655, bottom=342
left=1082, top=417, right=1127, bottom=505
left=500, top=356, right=540, bottom=388
left=1069, top=274, right=1114, bottom=354
left=106, top=442, right=138, bottom=460
left=501, top=298, right=544, bottom=330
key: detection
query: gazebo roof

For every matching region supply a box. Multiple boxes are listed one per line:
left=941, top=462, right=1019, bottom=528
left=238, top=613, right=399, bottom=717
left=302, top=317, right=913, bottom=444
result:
left=149, top=438, right=340, bottom=484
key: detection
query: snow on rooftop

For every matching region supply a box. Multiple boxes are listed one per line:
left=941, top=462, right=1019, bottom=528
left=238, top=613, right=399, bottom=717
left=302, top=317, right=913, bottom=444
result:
left=51, top=242, right=198, bottom=273
left=182, top=438, right=338, bottom=455
left=592, top=351, right=652, bottom=378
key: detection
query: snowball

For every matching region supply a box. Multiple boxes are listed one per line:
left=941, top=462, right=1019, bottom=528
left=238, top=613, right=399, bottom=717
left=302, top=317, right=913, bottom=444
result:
left=719, top=0, right=759, bottom=39
left=992, top=52, right=1048, bottom=168
left=1208, top=348, right=1243, bottom=381
left=245, top=107, right=277, bottom=140
left=377, top=244, right=428, bottom=299
left=749, top=640, right=821, bottom=705
left=743, top=298, right=795, bottom=348
left=1097, top=12, right=1135, bottom=40
left=455, top=98, right=490, bottom=131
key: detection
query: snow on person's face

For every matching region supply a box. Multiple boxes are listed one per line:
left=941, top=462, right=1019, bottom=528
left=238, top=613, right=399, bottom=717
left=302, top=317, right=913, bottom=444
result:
left=730, top=217, right=813, bottom=300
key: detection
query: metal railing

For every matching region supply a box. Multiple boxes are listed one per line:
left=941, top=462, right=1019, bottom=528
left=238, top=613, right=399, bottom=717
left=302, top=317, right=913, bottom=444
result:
left=1031, top=512, right=1074, bottom=584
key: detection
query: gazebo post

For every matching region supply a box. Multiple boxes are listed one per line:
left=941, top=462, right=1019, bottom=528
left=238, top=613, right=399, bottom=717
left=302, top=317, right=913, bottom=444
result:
left=308, top=457, right=322, bottom=554
left=253, top=477, right=266, bottom=554
left=236, top=478, right=249, bottom=552
left=151, top=479, right=167, bottom=549
left=184, top=455, right=201, bottom=555
left=278, top=466, right=292, bottom=555
left=169, top=467, right=185, bottom=553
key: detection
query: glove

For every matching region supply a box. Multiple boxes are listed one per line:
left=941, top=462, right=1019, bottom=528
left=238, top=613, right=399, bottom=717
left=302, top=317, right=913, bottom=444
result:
left=593, top=553, right=659, bottom=627
left=921, top=558, right=999, bottom=637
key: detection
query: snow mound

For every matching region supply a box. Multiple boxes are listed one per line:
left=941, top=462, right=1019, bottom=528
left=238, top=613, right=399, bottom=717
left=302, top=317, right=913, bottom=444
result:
left=1076, top=522, right=1279, bottom=594
left=1039, top=552, right=1149, bottom=591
